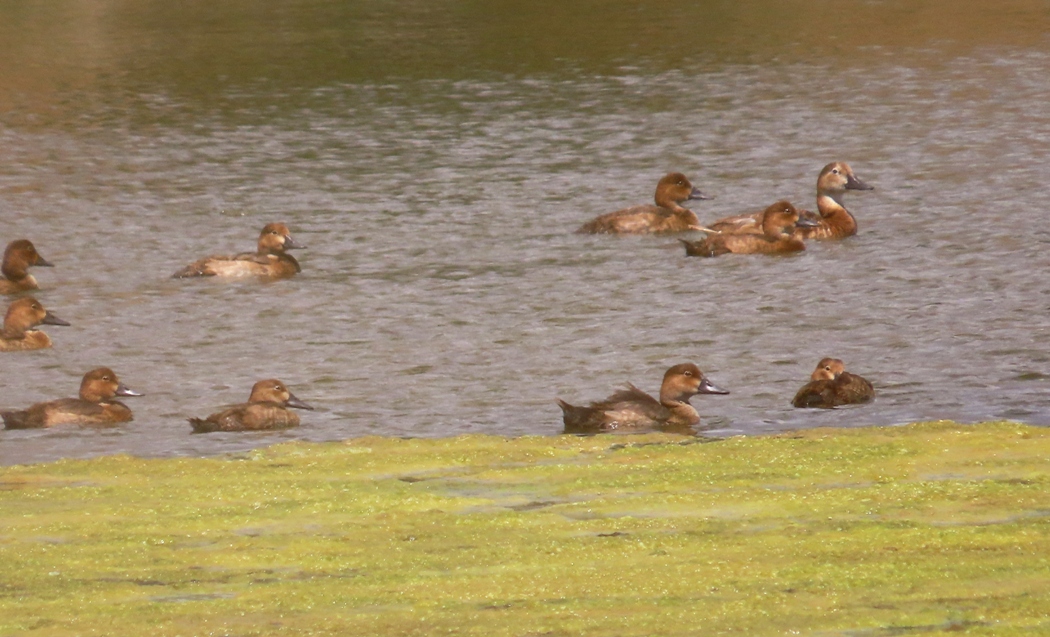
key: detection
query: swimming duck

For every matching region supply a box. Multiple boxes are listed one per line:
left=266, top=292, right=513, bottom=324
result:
left=708, top=162, right=874, bottom=239
left=791, top=357, right=875, bottom=408
left=189, top=379, right=314, bottom=433
left=0, top=240, right=53, bottom=294
left=173, top=222, right=305, bottom=279
left=0, top=297, right=71, bottom=351
left=681, top=201, right=818, bottom=257
left=576, top=172, right=711, bottom=234
left=2, top=367, right=142, bottom=428
left=557, top=363, right=728, bottom=434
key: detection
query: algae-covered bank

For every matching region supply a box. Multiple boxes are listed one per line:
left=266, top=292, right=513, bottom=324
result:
left=2, top=421, right=1050, bottom=636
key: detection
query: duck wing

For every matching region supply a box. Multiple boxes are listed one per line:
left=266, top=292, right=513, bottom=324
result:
left=190, top=402, right=300, bottom=433
left=707, top=211, right=763, bottom=235
left=838, top=373, right=875, bottom=404
left=590, top=384, right=671, bottom=430
left=791, top=380, right=838, bottom=409
left=576, top=205, right=667, bottom=234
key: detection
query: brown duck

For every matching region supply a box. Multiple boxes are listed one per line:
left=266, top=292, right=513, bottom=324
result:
left=0, top=297, right=71, bottom=351
left=189, top=379, right=314, bottom=433
left=576, top=173, right=711, bottom=234
left=0, top=239, right=54, bottom=294
left=557, top=363, right=728, bottom=434
left=174, top=222, right=305, bottom=279
left=791, top=358, right=875, bottom=408
left=2, top=367, right=142, bottom=428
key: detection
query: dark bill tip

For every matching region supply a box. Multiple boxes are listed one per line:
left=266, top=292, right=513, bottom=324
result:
left=286, top=392, right=314, bottom=410
left=42, top=311, right=71, bottom=326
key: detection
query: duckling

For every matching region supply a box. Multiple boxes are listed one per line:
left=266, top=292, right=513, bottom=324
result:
left=681, top=200, right=818, bottom=257
left=0, top=240, right=53, bottom=294
left=557, top=363, right=728, bottom=434
left=0, top=297, right=71, bottom=351
left=2, top=367, right=142, bottom=428
left=189, top=379, right=314, bottom=433
left=174, top=222, right=305, bottom=279
left=791, top=357, right=875, bottom=408
left=576, top=173, right=711, bottom=234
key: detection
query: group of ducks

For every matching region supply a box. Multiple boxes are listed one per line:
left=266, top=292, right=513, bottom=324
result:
left=556, top=161, right=876, bottom=433
left=578, top=160, right=873, bottom=247
left=558, top=358, right=875, bottom=434
left=0, top=226, right=314, bottom=433
left=2, top=161, right=875, bottom=438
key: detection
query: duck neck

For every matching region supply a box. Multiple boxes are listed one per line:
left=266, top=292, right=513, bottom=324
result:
left=80, top=387, right=110, bottom=403
left=666, top=205, right=699, bottom=224
left=0, top=326, right=25, bottom=339
left=1, top=262, right=30, bottom=282
left=0, top=317, right=28, bottom=339
left=815, top=194, right=856, bottom=232
left=281, top=253, right=302, bottom=273
left=656, top=196, right=680, bottom=209
left=817, top=190, right=850, bottom=213
left=660, top=397, right=700, bottom=426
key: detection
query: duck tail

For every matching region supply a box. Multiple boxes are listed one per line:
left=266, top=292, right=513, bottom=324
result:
left=2, top=410, right=31, bottom=429
left=188, top=417, right=219, bottom=434
left=680, top=238, right=713, bottom=257
left=556, top=399, right=593, bottom=434
left=574, top=220, right=601, bottom=234
left=172, top=260, right=215, bottom=279
left=172, top=266, right=200, bottom=279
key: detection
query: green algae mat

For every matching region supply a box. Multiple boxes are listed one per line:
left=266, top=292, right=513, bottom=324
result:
left=2, top=421, right=1050, bottom=636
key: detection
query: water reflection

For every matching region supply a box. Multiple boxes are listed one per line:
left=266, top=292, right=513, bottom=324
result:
left=2, top=1, right=1050, bottom=465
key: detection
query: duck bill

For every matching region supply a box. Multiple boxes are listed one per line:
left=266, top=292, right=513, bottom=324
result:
left=688, top=187, right=712, bottom=201
left=794, top=216, right=821, bottom=228
left=115, top=383, right=143, bottom=397
left=845, top=173, right=874, bottom=191
left=697, top=378, right=730, bottom=395
left=42, top=311, right=71, bottom=326
left=286, top=392, right=314, bottom=410
left=35, top=257, right=54, bottom=267
left=282, top=236, right=306, bottom=250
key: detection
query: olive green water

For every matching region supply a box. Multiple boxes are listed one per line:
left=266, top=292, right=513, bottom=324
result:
left=3, top=422, right=1050, bottom=635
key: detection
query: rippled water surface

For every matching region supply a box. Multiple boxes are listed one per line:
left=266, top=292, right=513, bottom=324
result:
left=2, top=1, right=1050, bottom=465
